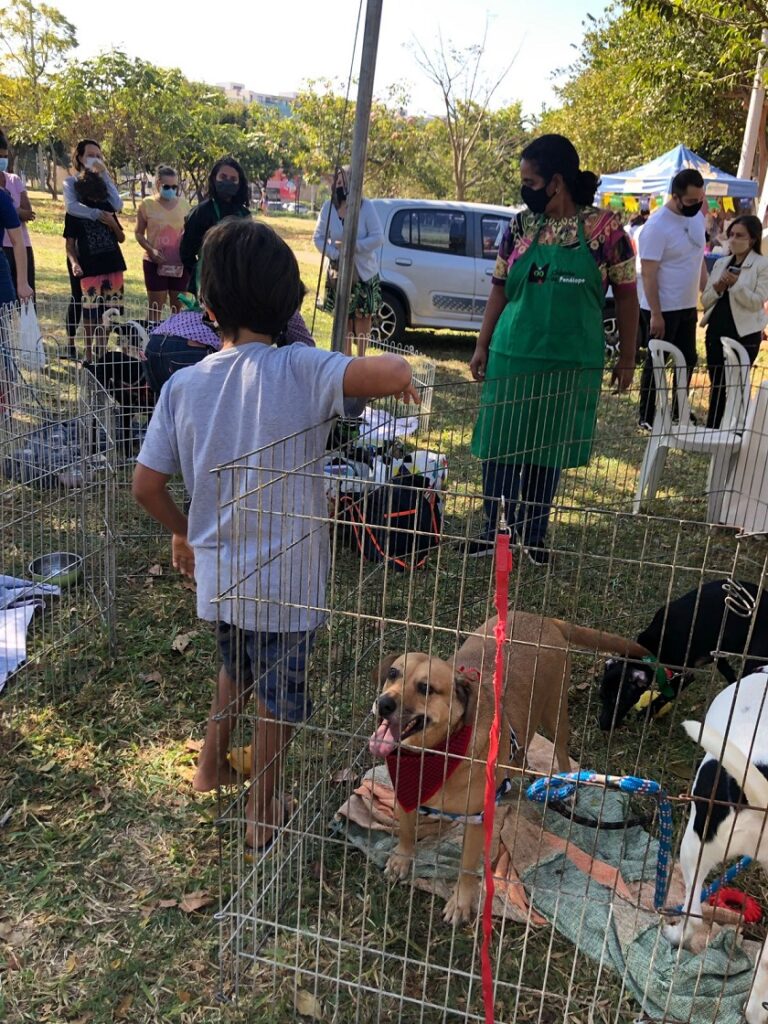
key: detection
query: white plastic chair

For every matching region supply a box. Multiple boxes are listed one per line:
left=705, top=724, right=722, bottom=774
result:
left=720, top=336, right=753, bottom=433
left=633, top=339, right=744, bottom=522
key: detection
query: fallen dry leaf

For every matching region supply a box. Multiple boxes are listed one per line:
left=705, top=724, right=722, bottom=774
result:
left=177, top=990, right=192, bottom=1004
left=295, top=989, right=324, bottom=1019
left=140, top=671, right=163, bottom=685
left=178, top=891, right=214, bottom=913
left=171, top=632, right=195, bottom=654
left=114, top=994, right=133, bottom=1019
left=185, top=738, right=204, bottom=753
left=0, top=918, right=36, bottom=946
left=148, top=563, right=163, bottom=576
left=157, top=898, right=178, bottom=909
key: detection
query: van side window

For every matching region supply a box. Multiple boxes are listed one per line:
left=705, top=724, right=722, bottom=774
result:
left=481, top=215, right=510, bottom=260
left=390, top=210, right=468, bottom=256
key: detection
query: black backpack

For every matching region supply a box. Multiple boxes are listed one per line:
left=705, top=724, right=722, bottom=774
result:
left=335, top=471, right=442, bottom=572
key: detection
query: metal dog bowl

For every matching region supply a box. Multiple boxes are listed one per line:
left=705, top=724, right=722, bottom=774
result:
left=28, top=551, right=83, bottom=587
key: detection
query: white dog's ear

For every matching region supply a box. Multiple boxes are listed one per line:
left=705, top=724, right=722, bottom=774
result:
left=373, top=653, right=400, bottom=687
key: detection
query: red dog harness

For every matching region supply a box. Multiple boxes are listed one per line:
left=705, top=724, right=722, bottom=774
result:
left=386, top=723, right=474, bottom=812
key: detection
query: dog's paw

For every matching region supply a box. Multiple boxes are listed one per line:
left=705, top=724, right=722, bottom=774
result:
left=663, top=917, right=708, bottom=953
left=384, top=848, right=413, bottom=881
left=443, top=886, right=476, bottom=927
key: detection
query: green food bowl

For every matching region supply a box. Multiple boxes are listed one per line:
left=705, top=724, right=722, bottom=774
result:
left=28, top=551, right=83, bottom=587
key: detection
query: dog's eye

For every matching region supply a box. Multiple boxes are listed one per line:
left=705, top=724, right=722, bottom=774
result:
left=417, top=681, right=429, bottom=696
left=386, top=667, right=399, bottom=680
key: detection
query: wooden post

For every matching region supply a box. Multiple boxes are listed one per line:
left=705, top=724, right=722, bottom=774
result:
left=331, top=0, right=384, bottom=353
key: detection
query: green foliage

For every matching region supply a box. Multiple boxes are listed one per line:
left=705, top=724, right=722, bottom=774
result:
left=541, top=0, right=765, bottom=177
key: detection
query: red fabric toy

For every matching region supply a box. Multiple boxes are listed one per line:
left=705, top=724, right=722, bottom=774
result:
left=708, top=887, right=763, bottom=924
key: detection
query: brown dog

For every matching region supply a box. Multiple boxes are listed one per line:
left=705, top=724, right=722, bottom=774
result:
left=369, top=611, right=649, bottom=925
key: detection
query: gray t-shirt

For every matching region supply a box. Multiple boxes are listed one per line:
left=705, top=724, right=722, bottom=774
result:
left=137, top=341, right=351, bottom=632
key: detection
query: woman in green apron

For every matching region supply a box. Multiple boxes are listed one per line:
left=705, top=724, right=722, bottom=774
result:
left=465, top=134, right=638, bottom=564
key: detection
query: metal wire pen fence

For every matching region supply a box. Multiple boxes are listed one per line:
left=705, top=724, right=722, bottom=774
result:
left=212, top=365, right=768, bottom=1024
left=0, top=305, right=117, bottom=705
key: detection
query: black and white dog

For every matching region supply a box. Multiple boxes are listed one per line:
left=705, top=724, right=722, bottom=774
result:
left=665, top=667, right=768, bottom=1024
left=598, top=580, right=768, bottom=730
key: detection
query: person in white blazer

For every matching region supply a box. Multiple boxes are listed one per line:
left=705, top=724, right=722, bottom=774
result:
left=701, top=214, right=768, bottom=427
left=313, top=166, right=384, bottom=356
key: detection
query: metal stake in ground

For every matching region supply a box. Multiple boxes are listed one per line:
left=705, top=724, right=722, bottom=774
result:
left=331, top=0, right=384, bottom=354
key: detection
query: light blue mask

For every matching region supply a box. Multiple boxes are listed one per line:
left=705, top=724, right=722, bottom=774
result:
left=160, top=185, right=177, bottom=199
left=0, top=158, right=8, bottom=173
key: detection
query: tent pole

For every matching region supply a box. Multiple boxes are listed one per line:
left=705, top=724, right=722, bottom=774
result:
left=331, top=0, right=384, bottom=354
left=738, top=27, right=768, bottom=181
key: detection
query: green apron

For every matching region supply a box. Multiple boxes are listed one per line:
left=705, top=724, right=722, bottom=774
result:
left=471, top=216, right=605, bottom=469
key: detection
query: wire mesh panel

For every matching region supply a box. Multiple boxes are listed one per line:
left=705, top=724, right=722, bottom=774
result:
left=212, top=363, right=768, bottom=1023
left=0, top=306, right=117, bottom=703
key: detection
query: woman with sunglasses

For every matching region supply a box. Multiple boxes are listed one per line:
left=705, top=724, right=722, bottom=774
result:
left=135, top=165, right=190, bottom=321
left=701, top=213, right=768, bottom=427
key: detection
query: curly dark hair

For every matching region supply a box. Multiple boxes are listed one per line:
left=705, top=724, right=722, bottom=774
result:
left=207, top=156, right=250, bottom=208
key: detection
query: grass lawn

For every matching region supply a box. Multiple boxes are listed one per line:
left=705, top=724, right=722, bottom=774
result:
left=2, top=193, right=768, bottom=1023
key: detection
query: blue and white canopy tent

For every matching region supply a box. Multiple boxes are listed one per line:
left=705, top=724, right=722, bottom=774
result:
left=597, top=145, right=758, bottom=203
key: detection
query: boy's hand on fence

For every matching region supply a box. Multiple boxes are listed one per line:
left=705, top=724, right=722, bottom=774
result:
left=172, top=534, right=195, bottom=578
left=397, top=383, right=421, bottom=405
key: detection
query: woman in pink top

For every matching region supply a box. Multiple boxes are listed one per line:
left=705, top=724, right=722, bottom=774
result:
left=135, top=165, right=190, bottom=320
left=0, top=130, right=36, bottom=293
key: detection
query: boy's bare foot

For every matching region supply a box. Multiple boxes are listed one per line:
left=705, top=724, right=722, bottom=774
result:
left=192, top=762, right=241, bottom=792
left=245, top=794, right=293, bottom=849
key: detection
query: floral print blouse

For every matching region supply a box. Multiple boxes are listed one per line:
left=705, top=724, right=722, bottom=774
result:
left=493, top=207, right=637, bottom=294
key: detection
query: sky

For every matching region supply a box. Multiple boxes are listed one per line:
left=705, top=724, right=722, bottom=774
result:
left=50, top=0, right=606, bottom=117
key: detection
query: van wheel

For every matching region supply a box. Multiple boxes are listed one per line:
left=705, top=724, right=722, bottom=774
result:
left=372, top=292, right=406, bottom=345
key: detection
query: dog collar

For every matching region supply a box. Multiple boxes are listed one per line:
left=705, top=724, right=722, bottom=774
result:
left=641, top=655, right=676, bottom=700
left=386, top=723, right=474, bottom=813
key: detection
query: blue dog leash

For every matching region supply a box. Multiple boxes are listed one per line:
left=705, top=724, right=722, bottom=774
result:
left=526, top=771, right=754, bottom=912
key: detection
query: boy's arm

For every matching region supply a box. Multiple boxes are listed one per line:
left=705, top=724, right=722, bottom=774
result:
left=132, top=463, right=194, bottom=577
left=342, top=353, right=418, bottom=403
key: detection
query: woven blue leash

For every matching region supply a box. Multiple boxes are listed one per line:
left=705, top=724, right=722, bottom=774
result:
left=526, top=771, right=673, bottom=909
left=526, top=772, right=754, bottom=912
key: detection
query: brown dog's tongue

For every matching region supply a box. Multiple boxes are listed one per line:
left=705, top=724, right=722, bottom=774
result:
left=369, top=720, right=398, bottom=758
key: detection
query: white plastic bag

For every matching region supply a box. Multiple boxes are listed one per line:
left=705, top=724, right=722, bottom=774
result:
left=16, top=302, right=46, bottom=371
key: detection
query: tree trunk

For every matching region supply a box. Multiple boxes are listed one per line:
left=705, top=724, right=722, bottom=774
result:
left=757, top=101, right=768, bottom=194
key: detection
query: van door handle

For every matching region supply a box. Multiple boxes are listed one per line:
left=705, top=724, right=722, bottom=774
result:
left=484, top=268, right=494, bottom=276
left=395, top=257, right=412, bottom=266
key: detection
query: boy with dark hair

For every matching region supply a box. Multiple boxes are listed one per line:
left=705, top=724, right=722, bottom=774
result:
left=133, top=218, right=416, bottom=847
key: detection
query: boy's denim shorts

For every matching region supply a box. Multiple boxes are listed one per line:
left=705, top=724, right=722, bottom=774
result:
left=216, top=623, right=315, bottom=723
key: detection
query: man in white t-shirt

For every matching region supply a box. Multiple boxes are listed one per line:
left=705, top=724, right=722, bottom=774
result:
left=637, top=168, right=707, bottom=428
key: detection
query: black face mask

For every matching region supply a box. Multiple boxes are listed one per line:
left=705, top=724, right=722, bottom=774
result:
left=521, top=183, right=551, bottom=215
left=678, top=199, right=703, bottom=218
left=215, top=180, right=239, bottom=201
left=335, top=186, right=348, bottom=206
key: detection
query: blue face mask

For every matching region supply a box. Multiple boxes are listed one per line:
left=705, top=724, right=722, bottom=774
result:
left=160, top=185, right=177, bottom=199
left=0, top=158, right=8, bottom=173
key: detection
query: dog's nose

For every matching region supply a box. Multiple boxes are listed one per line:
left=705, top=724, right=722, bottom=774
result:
left=378, top=695, right=397, bottom=719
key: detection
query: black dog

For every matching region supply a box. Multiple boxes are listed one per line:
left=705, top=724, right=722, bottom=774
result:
left=598, top=579, right=768, bottom=730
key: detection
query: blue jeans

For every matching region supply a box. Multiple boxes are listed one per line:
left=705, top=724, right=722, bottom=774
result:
left=481, top=461, right=561, bottom=547
left=143, top=332, right=211, bottom=396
